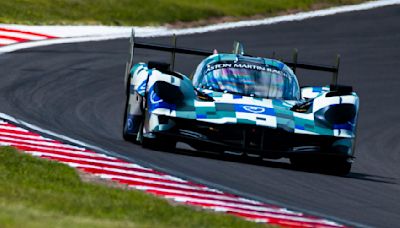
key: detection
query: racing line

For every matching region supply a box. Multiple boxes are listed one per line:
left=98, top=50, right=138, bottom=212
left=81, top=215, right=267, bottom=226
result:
left=0, top=3, right=399, bottom=228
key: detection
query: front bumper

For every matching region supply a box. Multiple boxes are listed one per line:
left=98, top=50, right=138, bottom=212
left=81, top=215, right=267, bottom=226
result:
left=153, top=116, right=355, bottom=159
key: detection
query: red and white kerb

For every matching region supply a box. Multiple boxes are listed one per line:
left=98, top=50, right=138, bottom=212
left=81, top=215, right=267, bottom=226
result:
left=0, top=27, right=57, bottom=46
left=0, top=119, right=345, bottom=228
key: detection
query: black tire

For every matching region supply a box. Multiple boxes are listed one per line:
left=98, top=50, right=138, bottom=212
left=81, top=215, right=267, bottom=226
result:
left=122, top=103, right=140, bottom=142
left=139, top=112, right=176, bottom=151
left=191, top=144, right=214, bottom=152
left=290, top=156, right=352, bottom=176
left=289, top=157, right=311, bottom=170
left=332, top=159, right=352, bottom=176
left=122, top=75, right=143, bottom=143
left=141, top=135, right=176, bottom=151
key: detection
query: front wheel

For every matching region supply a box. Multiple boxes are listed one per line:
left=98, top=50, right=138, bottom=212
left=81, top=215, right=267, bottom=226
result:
left=122, top=91, right=144, bottom=142
left=334, top=160, right=352, bottom=176
left=141, top=134, right=176, bottom=152
left=290, top=156, right=352, bottom=176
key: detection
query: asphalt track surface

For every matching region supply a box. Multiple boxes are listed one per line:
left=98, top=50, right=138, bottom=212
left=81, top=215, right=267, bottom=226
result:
left=0, top=5, right=399, bottom=228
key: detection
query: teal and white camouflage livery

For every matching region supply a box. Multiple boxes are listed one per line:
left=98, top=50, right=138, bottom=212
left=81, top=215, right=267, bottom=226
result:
left=122, top=38, right=359, bottom=175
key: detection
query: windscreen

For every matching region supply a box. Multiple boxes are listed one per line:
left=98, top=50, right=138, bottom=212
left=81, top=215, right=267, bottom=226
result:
left=193, top=60, right=300, bottom=100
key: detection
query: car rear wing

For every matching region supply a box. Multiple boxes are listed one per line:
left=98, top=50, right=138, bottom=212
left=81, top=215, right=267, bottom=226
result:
left=286, top=49, right=340, bottom=86
left=126, top=30, right=340, bottom=86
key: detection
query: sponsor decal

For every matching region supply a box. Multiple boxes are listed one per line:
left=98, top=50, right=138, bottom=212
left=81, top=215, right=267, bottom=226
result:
left=235, top=104, right=275, bottom=116
left=243, top=105, right=266, bottom=114
left=205, top=62, right=284, bottom=75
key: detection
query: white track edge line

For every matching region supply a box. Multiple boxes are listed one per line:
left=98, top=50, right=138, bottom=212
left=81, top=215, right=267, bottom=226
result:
left=0, top=112, right=124, bottom=158
left=0, top=0, right=399, bottom=55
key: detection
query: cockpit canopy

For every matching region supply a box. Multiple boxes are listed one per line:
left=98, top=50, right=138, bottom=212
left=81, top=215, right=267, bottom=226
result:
left=192, top=54, right=300, bottom=100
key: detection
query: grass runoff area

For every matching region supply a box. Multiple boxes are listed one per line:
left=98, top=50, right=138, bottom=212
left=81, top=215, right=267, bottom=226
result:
left=0, top=0, right=366, bottom=26
left=0, top=147, right=265, bottom=228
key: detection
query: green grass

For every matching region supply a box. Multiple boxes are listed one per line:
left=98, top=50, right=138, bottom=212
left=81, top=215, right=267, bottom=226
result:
left=0, top=147, right=266, bottom=228
left=0, top=0, right=366, bottom=26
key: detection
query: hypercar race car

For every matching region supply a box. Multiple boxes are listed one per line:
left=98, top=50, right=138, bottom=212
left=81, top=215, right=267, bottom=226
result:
left=122, top=32, right=359, bottom=175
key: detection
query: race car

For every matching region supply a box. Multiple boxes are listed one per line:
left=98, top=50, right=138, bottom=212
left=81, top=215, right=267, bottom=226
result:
left=122, top=32, right=359, bottom=175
